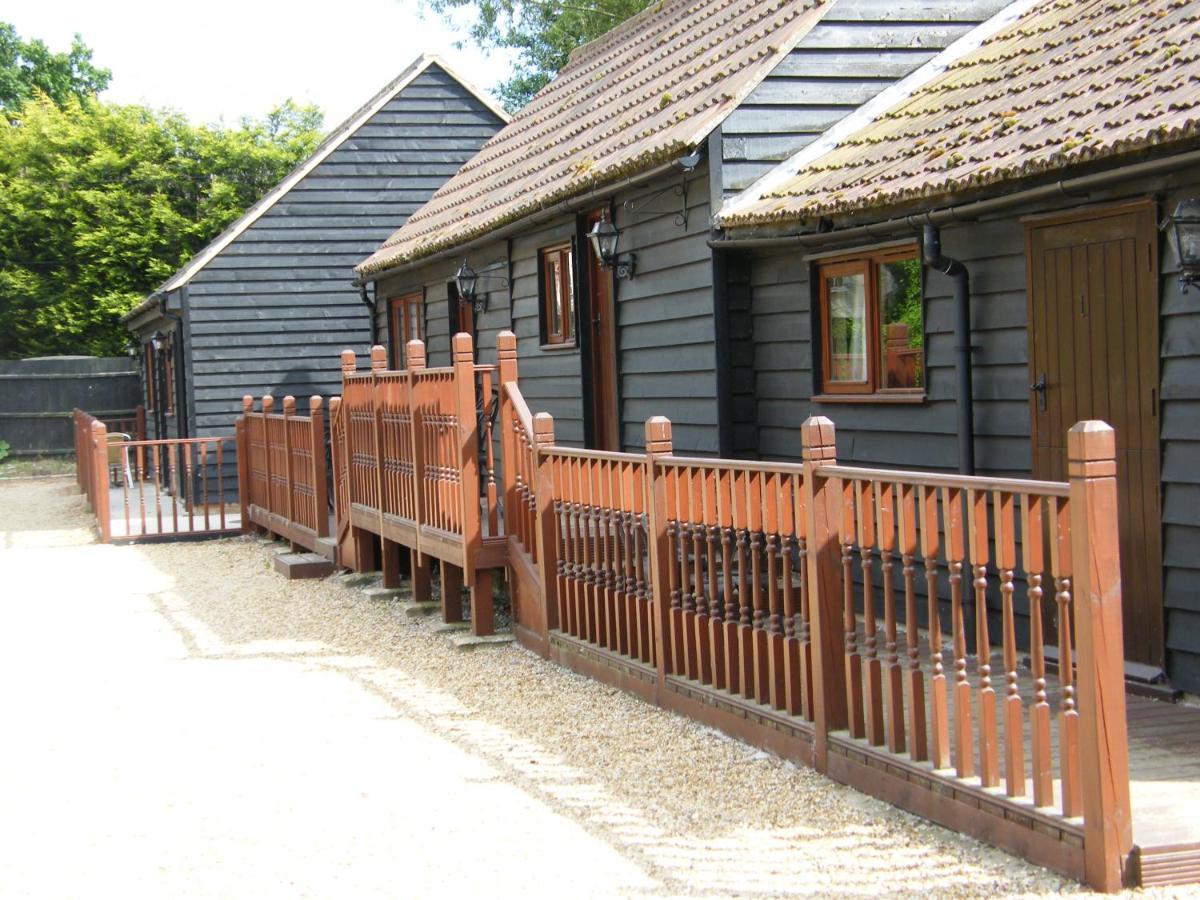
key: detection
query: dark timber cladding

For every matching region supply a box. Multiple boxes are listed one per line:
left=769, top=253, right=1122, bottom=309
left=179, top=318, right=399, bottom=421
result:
left=719, top=0, right=1010, bottom=196
left=734, top=171, right=1200, bottom=693
left=180, top=61, right=505, bottom=436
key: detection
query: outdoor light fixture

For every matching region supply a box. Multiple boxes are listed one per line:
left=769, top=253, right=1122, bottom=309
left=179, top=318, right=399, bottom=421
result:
left=455, top=259, right=508, bottom=313
left=150, top=330, right=166, bottom=353
left=587, top=214, right=635, bottom=279
left=1166, top=199, right=1200, bottom=292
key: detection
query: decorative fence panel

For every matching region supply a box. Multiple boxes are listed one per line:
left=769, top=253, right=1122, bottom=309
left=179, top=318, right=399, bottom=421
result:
left=237, top=395, right=330, bottom=557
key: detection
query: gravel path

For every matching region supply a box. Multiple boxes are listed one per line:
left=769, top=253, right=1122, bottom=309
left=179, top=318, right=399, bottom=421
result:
left=1, top=477, right=1194, bottom=898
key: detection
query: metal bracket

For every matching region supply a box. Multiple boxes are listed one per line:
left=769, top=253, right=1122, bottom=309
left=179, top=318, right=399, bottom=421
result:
left=623, top=176, right=688, bottom=228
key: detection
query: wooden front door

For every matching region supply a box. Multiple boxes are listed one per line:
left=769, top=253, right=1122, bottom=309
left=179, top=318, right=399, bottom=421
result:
left=1026, top=199, right=1162, bottom=666
left=584, top=209, right=619, bottom=450
left=389, top=291, right=424, bottom=367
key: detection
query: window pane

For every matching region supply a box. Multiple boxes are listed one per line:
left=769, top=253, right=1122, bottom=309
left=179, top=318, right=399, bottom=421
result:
left=564, top=249, right=575, bottom=343
left=878, top=257, right=924, bottom=389
left=549, top=256, right=562, bottom=338
left=826, top=271, right=867, bottom=383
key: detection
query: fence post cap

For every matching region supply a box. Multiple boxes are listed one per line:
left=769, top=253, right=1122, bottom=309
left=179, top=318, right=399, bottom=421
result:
left=370, top=345, right=387, bottom=372
left=497, top=331, right=517, bottom=357
left=1068, top=420, right=1116, bottom=478
left=452, top=331, right=474, bottom=362
left=309, top=395, right=323, bottom=412
left=645, top=416, right=672, bottom=453
left=262, top=394, right=275, bottom=412
left=801, top=415, right=837, bottom=461
left=340, top=349, right=357, bottom=373
left=533, top=411, right=555, bottom=444
left=406, top=338, right=426, bottom=369
left=242, top=395, right=253, bottom=412
left=329, top=395, right=341, bottom=411
left=282, top=395, right=296, bottom=414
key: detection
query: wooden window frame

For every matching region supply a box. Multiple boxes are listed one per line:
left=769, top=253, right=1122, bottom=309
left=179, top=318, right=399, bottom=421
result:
left=539, top=242, right=576, bottom=349
left=814, top=242, right=926, bottom=403
left=389, top=291, right=424, bottom=367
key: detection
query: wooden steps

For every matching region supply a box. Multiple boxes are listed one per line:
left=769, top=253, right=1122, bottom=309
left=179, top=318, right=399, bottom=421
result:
left=274, top=552, right=334, bottom=580
left=1136, top=842, right=1200, bottom=886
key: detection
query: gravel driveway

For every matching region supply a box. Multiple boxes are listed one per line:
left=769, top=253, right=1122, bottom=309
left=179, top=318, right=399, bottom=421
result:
left=0, top=477, right=1191, bottom=898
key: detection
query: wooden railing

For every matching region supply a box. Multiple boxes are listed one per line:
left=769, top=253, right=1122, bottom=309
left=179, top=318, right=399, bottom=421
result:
left=494, top=334, right=1131, bottom=891
left=72, top=408, right=238, bottom=543
left=237, top=394, right=331, bottom=558
left=330, top=333, right=504, bottom=633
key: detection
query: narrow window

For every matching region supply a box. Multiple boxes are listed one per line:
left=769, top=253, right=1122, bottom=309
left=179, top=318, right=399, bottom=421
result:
left=817, top=245, right=924, bottom=398
left=540, top=243, right=575, bottom=347
left=389, top=292, right=424, bottom=367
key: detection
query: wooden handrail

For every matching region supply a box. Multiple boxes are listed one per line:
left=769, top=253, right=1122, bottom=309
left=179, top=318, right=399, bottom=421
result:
left=503, top=381, right=534, bottom=440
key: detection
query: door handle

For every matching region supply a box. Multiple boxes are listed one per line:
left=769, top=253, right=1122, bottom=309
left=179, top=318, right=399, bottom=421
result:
left=1030, top=374, right=1047, bottom=412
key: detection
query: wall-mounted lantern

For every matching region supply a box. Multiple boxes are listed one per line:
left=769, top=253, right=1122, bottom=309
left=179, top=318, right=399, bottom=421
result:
left=1166, top=199, right=1200, bottom=292
left=150, top=330, right=166, bottom=353
left=455, top=259, right=508, bottom=313
left=587, top=214, right=635, bottom=280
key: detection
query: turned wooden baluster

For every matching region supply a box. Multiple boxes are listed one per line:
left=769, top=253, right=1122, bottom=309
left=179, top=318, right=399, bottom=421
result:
left=780, top=473, right=800, bottom=716
left=1051, top=494, right=1081, bottom=818
left=565, top=458, right=582, bottom=639
left=749, top=472, right=770, bottom=704
left=795, top=477, right=814, bottom=722
left=735, top=473, right=754, bottom=700
left=919, top=483, right=950, bottom=769
left=553, top=458, right=570, bottom=635
left=588, top=459, right=605, bottom=648
left=608, top=463, right=627, bottom=657
left=679, top=468, right=699, bottom=679
left=967, top=487, right=999, bottom=789
left=719, top=470, right=739, bottom=695
left=898, top=482, right=926, bottom=762
left=704, top=469, right=724, bottom=690
left=665, top=465, right=683, bottom=676
left=875, top=480, right=904, bottom=754
left=840, top=478, right=866, bottom=739
left=602, top=462, right=619, bottom=654
left=942, top=485, right=973, bottom=779
left=580, top=458, right=597, bottom=644
left=633, top=469, right=652, bottom=665
left=766, top=472, right=786, bottom=711
left=857, top=480, right=884, bottom=746
left=691, top=467, right=712, bottom=684
left=994, top=489, right=1024, bottom=798
left=1021, top=493, right=1053, bottom=807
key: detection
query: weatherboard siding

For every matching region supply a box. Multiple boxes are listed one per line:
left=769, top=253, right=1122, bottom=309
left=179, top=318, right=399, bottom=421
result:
left=742, top=171, right=1200, bottom=693
left=184, top=64, right=504, bottom=435
left=721, top=0, right=1009, bottom=196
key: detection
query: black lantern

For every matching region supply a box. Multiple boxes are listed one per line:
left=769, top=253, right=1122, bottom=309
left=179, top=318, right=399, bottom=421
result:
left=588, top=216, right=620, bottom=267
left=1167, top=199, right=1200, bottom=292
left=587, top=214, right=635, bottom=279
left=150, top=330, right=166, bottom=352
left=454, top=261, right=479, bottom=303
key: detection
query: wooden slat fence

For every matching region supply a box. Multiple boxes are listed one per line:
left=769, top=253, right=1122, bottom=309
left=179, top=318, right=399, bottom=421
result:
left=73, top=408, right=238, bottom=543
left=237, top=394, right=331, bottom=557
left=491, top=325, right=1132, bottom=892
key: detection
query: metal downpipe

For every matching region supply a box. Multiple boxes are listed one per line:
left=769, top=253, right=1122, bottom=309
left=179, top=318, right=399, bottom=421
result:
left=922, top=225, right=975, bottom=475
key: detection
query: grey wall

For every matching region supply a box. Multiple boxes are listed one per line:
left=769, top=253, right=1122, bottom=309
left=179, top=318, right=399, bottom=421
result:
left=182, top=63, right=505, bottom=438
left=376, top=164, right=721, bottom=455
left=721, top=0, right=1009, bottom=196
left=739, top=168, right=1200, bottom=692
left=0, top=357, right=139, bottom=455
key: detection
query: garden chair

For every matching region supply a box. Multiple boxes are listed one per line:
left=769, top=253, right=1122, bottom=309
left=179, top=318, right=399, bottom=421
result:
left=106, top=432, right=132, bottom=489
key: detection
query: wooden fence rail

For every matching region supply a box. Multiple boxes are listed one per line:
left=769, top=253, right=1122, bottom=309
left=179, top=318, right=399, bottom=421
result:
left=237, top=394, right=332, bottom=558
left=491, top=326, right=1132, bottom=892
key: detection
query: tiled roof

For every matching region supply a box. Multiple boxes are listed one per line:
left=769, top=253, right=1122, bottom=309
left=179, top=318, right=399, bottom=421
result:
left=718, top=0, right=1200, bottom=228
left=357, top=0, right=831, bottom=275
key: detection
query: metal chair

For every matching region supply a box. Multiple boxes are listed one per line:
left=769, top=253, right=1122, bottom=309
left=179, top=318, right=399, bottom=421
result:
left=106, top=433, right=132, bottom=489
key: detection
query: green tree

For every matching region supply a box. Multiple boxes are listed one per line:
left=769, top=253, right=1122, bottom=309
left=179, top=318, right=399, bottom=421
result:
left=425, top=0, right=653, bottom=110
left=0, top=22, right=111, bottom=114
left=0, top=96, right=324, bottom=358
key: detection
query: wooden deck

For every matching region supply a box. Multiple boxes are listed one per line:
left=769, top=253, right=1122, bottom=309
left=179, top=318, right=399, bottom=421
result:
left=105, top=481, right=241, bottom=540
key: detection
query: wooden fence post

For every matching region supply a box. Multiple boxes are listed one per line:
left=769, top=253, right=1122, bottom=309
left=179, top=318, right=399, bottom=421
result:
left=533, top=412, right=557, bottom=637
left=801, top=416, right=848, bottom=773
left=406, top=340, right=430, bottom=600
left=454, top=332, right=491, bottom=634
left=497, top=331, right=518, bottom=536
left=283, top=395, right=297, bottom=545
left=237, top=395, right=252, bottom=533
left=135, top=404, right=147, bottom=443
left=310, top=396, right=329, bottom=539
left=1068, top=420, right=1132, bottom=892
left=370, top=345, right=387, bottom=540
left=262, top=395, right=276, bottom=530
left=91, top=419, right=111, bottom=543
left=643, top=416, right=673, bottom=689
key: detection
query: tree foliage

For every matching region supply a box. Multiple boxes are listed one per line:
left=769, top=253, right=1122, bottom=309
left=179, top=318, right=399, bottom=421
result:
left=0, top=22, right=111, bottom=115
left=425, top=0, right=653, bottom=110
left=0, top=95, right=324, bottom=358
